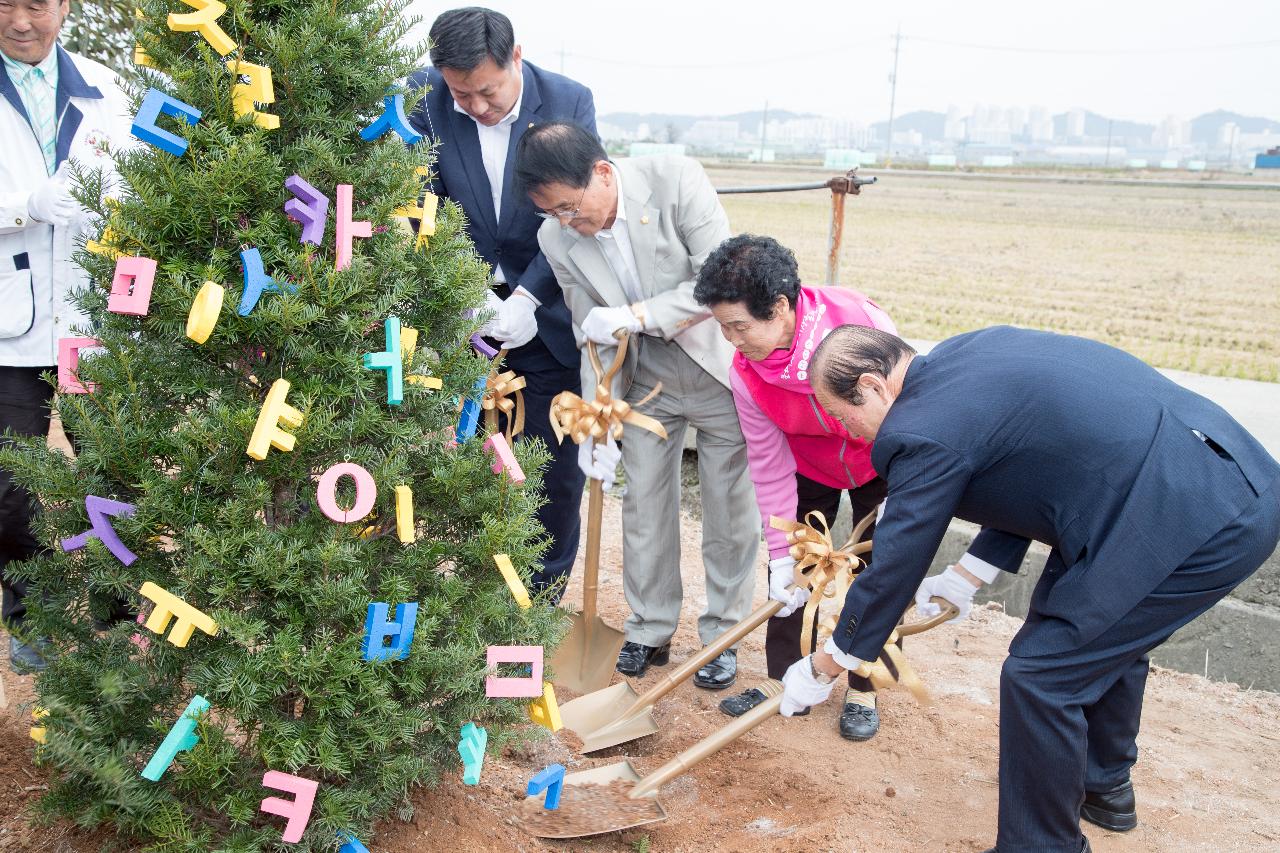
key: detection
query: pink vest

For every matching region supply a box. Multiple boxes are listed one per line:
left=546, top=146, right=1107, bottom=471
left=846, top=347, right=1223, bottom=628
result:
left=733, top=286, right=888, bottom=489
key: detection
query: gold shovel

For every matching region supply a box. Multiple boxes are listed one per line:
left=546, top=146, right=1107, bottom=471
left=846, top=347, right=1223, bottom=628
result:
left=550, top=334, right=666, bottom=694
left=561, top=511, right=882, bottom=752
left=561, top=541, right=876, bottom=752
left=525, top=598, right=958, bottom=839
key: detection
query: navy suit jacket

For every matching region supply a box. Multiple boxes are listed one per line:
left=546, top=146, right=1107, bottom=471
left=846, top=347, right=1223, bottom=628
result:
left=834, top=327, right=1280, bottom=659
left=405, top=61, right=596, bottom=368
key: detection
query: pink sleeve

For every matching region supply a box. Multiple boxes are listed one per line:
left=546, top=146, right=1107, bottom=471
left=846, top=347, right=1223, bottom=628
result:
left=863, top=298, right=898, bottom=336
left=730, top=367, right=799, bottom=559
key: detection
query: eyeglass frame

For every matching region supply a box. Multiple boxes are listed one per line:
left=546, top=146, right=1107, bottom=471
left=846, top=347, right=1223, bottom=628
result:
left=533, top=174, right=592, bottom=222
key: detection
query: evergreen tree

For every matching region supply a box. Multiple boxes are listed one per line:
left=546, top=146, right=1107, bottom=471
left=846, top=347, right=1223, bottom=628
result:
left=1, top=0, right=561, bottom=848
left=65, top=0, right=133, bottom=74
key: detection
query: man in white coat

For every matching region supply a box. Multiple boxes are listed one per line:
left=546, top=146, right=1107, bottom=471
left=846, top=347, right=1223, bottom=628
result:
left=0, top=0, right=132, bottom=671
left=514, top=121, right=757, bottom=688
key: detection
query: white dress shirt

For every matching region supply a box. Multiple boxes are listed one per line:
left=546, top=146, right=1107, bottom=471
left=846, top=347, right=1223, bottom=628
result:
left=453, top=82, right=522, bottom=283
left=594, top=163, right=644, bottom=305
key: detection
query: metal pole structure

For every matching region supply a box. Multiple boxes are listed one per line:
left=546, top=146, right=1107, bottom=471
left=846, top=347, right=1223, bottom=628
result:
left=827, top=185, right=847, bottom=284
left=759, top=101, right=769, bottom=163
left=715, top=170, right=877, bottom=284
left=885, top=25, right=901, bottom=166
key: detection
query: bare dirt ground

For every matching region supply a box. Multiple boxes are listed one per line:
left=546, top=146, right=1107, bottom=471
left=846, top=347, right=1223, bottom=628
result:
left=7, top=491, right=1273, bottom=852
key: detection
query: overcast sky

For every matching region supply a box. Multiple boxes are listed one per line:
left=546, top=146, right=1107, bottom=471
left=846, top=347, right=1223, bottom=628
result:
left=405, top=0, right=1278, bottom=124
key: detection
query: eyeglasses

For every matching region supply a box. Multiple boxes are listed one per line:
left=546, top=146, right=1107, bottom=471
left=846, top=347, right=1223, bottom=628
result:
left=534, top=180, right=590, bottom=222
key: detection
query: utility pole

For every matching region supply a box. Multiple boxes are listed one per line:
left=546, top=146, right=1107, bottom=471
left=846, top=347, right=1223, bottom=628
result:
left=885, top=25, right=901, bottom=166
left=759, top=100, right=769, bottom=163
left=1104, top=119, right=1113, bottom=168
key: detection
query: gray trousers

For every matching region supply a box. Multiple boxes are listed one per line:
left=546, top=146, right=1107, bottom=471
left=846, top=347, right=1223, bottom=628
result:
left=620, top=337, right=758, bottom=647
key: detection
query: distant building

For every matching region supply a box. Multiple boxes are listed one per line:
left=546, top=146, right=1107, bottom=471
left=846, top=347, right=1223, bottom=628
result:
left=824, top=149, right=875, bottom=168
left=1151, top=115, right=1190, bottom=149
left=1028, top=106, right=1054, bottom=142
left=1067, top=108, right=1087, bottom=138
left=628, top=142, right=687, bottom=157
left=685, top=120, right=740, bottom=147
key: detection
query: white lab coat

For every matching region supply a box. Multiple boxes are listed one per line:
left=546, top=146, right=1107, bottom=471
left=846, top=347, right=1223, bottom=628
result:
left=0, top=44, right=132, bottom=366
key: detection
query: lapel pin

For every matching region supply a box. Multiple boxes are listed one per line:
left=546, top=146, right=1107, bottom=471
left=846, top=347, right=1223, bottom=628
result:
left=528, top=122, right=535, bottom=128
left=640, top=215, right=649, bottom=225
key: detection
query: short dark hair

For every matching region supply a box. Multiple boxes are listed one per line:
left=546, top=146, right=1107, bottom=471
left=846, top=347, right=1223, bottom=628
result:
left=428, top=7, right=515, bottom=71
left=514, top=121, right=606, bottom=195
left=812, top=325, right=917, bottom=406
left=693, top=234, right=801, bottom=320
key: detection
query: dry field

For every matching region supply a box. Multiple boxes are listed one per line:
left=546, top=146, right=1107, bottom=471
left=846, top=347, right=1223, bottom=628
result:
left=708, top=164, right=1280, bottom=382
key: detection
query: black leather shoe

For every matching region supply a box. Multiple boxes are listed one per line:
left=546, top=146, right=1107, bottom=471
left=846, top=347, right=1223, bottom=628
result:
left=983, top=839, right=1091, bottom=853
left=838, top=690, right=880, bottom=741
left=616, top=640, right=671, bottom=677
left=1081, top=780, right=1137, bottom=832
left=720, top=686, right=807, bottom=717
left=693, top=649, right=736, bottom=689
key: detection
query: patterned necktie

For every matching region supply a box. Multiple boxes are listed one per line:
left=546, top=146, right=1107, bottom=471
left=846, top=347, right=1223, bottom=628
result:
left=29, top=67, right=57, bottom=175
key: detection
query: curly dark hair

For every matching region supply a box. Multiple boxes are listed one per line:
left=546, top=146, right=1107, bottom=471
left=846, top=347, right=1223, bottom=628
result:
left=693, top=234, right=801, bottom=320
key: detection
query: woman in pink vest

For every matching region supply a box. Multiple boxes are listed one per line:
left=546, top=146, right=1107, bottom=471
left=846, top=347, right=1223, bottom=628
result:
left=693, top=234, right=903, bottom=742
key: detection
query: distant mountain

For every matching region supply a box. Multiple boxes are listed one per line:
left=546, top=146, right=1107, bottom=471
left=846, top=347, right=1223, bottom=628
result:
left=599, top=109, right=817, bottom=136
left=1053, top=111, right=1154, bottom=141
left=1189, top=110, right=1280, bottom=145
left=869, top=110, right=946, bottom=140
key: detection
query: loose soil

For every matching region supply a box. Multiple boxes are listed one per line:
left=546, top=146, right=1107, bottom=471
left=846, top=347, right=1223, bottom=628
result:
left=3, top=491, right=1278, bottom=851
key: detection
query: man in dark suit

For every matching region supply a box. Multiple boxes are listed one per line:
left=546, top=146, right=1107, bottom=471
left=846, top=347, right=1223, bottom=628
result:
left=406, top=8, right=596, bottom=596
left=779, top=325, right=1280, bottom=853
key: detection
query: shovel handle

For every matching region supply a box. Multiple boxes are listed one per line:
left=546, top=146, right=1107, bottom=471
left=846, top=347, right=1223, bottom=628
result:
left=581, top=478, right=605, bottom=619
left=621, top=598, right=785, bottom=718
left=630, top=689, right=784, bottom=799
left=897, top=596, right=960, bottom=636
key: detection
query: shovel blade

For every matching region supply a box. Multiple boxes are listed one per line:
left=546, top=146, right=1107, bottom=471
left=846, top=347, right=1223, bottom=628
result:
left=522, top=761, right=668, bottom=839
left=558, top=680, right=661, bottom=753
left=550, top=611, right=626, bottom=695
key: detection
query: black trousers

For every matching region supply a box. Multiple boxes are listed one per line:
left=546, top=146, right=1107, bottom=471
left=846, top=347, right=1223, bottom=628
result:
left=764, top=473, right=892, bottom=690
left=498, top=337, right=585, bottom=603
left=0, top=366, right=133, bottom=631
left=995, top=477, right=1280, bottom=852
left=0, top=366, right=57, bottom=628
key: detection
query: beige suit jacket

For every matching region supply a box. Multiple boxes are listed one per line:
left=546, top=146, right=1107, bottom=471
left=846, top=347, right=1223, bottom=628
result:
left=537, top=155, right=736, bottom=399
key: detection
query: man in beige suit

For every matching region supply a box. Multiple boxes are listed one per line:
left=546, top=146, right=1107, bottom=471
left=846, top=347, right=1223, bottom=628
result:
left=514, top=121, right=757, bottom=688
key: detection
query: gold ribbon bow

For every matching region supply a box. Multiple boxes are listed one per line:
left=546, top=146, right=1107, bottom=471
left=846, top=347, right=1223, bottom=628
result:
left=769, top=510, right=931, bottom=704
left=481, top=349, right=527, bottom=441
left=769, top=511, right=864, bottom=658
left=549, top=334, right=667, bottom=445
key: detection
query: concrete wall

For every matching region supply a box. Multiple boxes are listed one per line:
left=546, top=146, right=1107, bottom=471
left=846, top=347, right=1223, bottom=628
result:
left=831, top=499, right=1280, bottom=692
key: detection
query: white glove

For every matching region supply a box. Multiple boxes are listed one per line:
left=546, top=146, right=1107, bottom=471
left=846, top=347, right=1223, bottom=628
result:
left=477, top=290, right=505, bottom=336
left=768, top=556, right=809, bottom=618
left=576, top=434, right=620, bottom=489
left=780, top=655, right=837, bottom=717
left=581, top=305, right=641, bottom=345
left=28, top=167, right=79, bottom=225
left=915, top=565, right=979, bottom=623
left=490, top=292, right=539, bottom=348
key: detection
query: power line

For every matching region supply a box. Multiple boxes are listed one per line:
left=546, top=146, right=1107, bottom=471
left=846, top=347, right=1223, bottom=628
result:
left=903, top=35, right=1280, bottom=55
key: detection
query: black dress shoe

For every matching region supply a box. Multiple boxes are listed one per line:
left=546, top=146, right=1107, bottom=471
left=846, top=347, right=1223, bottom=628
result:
left=616, top=640, right=671, bottom=677
left=1081, top=779, right=1137, bottom=831
left=838, top=690, right=880, bottom=741
left=719, top=686, right=807, bottom=717
left=982, top=839, right=1091, bottom=853
left=693, top=649, right=736, bottom=689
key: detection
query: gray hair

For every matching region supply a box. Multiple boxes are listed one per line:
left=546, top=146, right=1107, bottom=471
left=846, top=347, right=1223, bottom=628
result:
left=812, top=325, right=917, bottom=406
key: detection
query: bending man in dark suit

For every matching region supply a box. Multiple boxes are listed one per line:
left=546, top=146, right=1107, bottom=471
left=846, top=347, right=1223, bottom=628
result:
left=779, top=325, right=1280, bottom=853
left=407, top=8, right=596, bottom=596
